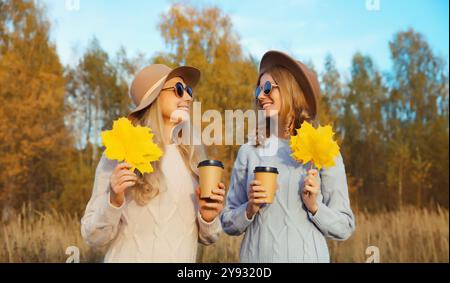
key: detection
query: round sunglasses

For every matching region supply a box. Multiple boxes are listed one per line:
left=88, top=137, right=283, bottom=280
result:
left=162, top=82, right=193, bottom=98
left=255, top=81, right=278, bottom=99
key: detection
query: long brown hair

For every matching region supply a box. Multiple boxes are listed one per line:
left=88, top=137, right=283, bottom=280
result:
left=255, top=65, right=315, bottom=144
left=128, top=97, right=206, bottom=206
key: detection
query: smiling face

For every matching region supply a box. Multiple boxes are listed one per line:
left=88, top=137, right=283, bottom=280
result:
left=159, top=76, right=192, bottom=125
left=255, top=66, right=314, bottom=139
left=257, top=72, right=281, bottom=117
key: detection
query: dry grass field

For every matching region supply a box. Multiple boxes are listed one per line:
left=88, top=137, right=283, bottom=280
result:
left=1, top=205, right=448, bottom=263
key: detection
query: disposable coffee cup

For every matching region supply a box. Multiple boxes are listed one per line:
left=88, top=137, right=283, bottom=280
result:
left=197, top=160, right=224, bottom=198
left=254, top=166, right=279, bottom=203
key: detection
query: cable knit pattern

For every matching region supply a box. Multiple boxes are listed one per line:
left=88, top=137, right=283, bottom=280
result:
left=220, top=136, right=355, bottom=263
left=81, top=144, right=221, bottom=262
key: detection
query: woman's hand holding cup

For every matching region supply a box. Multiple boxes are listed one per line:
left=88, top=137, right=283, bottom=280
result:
left=246, top=166, right=279, bottom=219
left=196, top=182, right=226, bottom=223
left=246, top=180, right=267, bottom=219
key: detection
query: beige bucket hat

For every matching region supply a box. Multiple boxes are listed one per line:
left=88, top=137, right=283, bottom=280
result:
left=128, top=64, right=201, bottom=115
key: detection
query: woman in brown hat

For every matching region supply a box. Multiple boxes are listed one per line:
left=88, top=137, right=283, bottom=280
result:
left=221, top=51, right=355, bottom=262
left=81, top=64, right=225, bottom=262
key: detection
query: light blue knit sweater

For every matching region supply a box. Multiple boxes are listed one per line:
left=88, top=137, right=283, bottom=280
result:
left=220, top=136, right=355, bottom=263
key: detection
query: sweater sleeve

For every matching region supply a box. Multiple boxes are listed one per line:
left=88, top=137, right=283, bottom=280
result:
left=197, top=212, right=222, bottom=245
left=307, top=152, right=356, bottom=241
left=220, top=145, right=255, bottom=236
left=80, top=155, right=125, bottom=247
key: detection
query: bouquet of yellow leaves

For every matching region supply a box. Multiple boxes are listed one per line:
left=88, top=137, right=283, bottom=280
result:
left=101, top=117, right=164, bottom=174
left=289, top=121, right=340, bottom=170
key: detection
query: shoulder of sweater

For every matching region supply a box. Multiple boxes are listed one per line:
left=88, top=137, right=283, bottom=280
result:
left=237, top=142, right=259, bottom=159
left=240, top=142, right=255, bottom=152
left=230, top=143, right=253, bottom=168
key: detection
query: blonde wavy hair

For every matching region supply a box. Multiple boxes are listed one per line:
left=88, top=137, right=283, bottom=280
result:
left=128, top=97, right=206, bottom=206
left=255, top=65, right=315, bottom=144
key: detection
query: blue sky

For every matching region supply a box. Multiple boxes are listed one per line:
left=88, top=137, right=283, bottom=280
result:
left=41, top=0, right=449, bottom=76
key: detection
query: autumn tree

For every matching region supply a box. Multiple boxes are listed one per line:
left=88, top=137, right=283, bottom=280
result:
left=388, top=29, right=449, bottom=208
left=345, top=53, right=388, bottom=209
left=1, top=2, right=448, bottom=216
left=153, top=4, right=258, bottom=183
left=320, top=54, right=343, bottom=127
left=62, top=40, right=143, bottom=214
left=0, top=0, right=72, bottom=211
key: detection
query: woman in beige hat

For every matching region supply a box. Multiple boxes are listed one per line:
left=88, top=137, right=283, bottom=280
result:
left=221, top=51, right=355, bottom=262
left=81, top=64, right=225, bottom=262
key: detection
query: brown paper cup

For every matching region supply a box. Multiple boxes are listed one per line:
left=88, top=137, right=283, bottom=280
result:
left=198, top=160, right=224, bottom=198
left=254, top=167, right=279, bottom=203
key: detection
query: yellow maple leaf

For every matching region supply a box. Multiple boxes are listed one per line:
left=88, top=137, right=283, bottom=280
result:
left=101, top=117, right=164, bottom=174
left=289, top=121, right=340, bottom=170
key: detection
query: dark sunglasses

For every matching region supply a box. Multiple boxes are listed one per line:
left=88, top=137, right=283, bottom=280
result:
left=162, top=82, right=193, bottom=98
left=255, top=81, right=278, bottom=99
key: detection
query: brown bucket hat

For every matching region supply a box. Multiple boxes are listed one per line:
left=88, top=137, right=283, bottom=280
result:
left=258, top=50, right=320, bottom=119
left=128, top=64, right=201, bottom=115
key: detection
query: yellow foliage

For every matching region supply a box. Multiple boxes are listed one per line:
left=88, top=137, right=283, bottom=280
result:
left=101, top=117, right=163, bottom=174
left=289, top=121, right=340, bottom=170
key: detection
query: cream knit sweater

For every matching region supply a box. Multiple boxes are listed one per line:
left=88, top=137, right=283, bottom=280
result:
left=81, top=144, right=221, bottom=262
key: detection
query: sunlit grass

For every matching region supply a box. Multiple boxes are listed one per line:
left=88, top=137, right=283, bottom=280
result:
left=1, top=205, right=448, bottom=263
